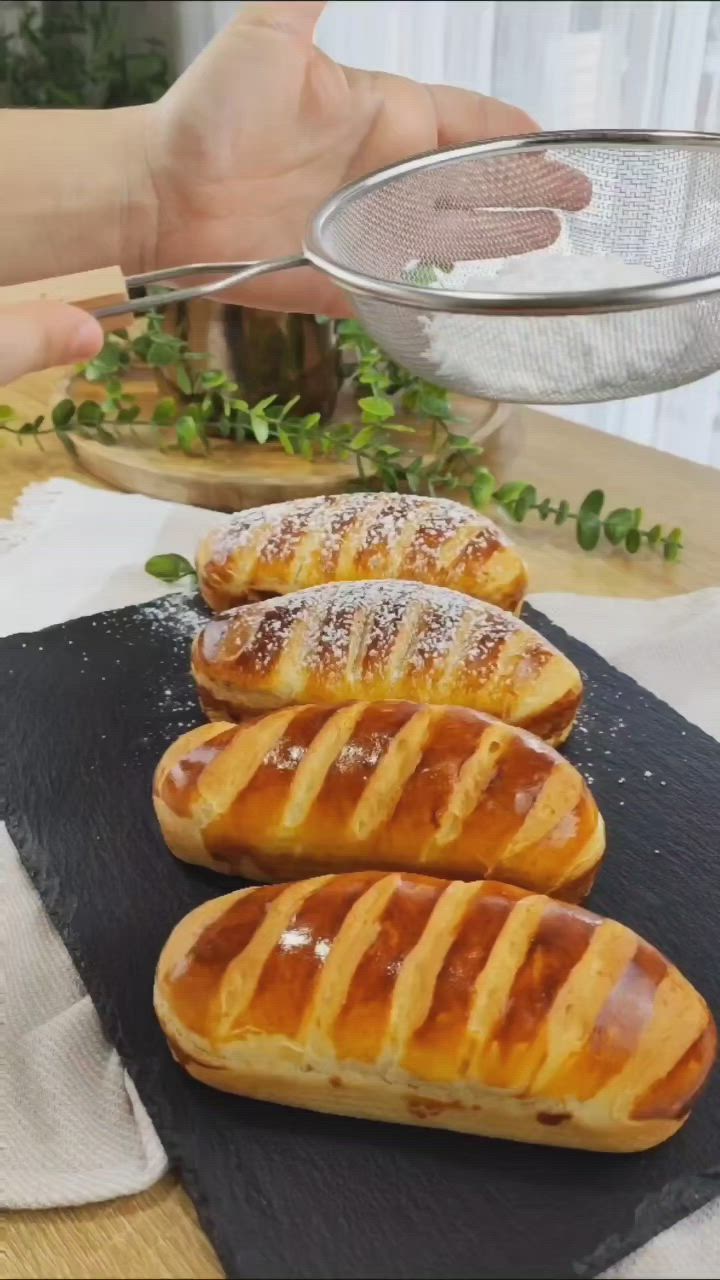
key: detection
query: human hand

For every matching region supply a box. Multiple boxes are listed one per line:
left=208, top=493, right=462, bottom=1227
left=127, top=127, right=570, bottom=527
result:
left=143, top=1, right=590, bottom=316
left=0, top=304, right=103, bottom=385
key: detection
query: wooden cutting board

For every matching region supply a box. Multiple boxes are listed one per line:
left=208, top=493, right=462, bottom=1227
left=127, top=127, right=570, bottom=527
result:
left=64, top=372, right=512, bottom=511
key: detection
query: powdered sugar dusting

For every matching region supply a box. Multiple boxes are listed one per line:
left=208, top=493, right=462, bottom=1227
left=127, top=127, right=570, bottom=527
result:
left=209, top=499, right=318, bottom=563
left=205, top=492, right=505, bottom=577
left=141, top=592, right=210, bottom=644
left=219, top=579, right=520, bottom=679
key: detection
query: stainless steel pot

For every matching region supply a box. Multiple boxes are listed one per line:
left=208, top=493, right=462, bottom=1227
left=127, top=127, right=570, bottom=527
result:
left=161, top=298, right=342, bottom=420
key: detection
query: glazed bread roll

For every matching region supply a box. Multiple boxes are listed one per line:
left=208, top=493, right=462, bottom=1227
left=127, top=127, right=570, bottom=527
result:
left=155, top=872, right=716, bottom=1153
left=196, top=493, right=527, bottom=614
left=191, top=580, right=583, bottom=745
left=153, top=703, right=604, bottom=900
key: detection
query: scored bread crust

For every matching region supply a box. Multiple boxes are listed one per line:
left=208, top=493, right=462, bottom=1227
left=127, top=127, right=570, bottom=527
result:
left=196, top=493, right=528, bottom=614
left=153, top=703, right=605, bottom=899
left=191, top=580, right=583, bottom=746
left=154, top=872, right=717, bottom=1154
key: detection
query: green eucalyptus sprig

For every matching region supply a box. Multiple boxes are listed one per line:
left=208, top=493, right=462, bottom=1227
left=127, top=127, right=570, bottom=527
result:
left=0, top=312, right=682, bottom=561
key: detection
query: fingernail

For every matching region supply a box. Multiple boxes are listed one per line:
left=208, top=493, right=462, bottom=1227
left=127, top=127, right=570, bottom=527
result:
left=68, top=314, right=104, bottom=361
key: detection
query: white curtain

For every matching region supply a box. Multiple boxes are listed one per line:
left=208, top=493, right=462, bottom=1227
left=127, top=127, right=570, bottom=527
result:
left=171, top=0, right=720, bottom=467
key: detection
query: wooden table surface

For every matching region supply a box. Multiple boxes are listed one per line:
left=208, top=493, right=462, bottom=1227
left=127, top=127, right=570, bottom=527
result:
left=3, top=368, right=719, bottom=1280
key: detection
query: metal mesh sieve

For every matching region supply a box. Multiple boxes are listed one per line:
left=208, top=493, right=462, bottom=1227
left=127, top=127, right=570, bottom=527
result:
left=98, top=130, right=720, bottom=405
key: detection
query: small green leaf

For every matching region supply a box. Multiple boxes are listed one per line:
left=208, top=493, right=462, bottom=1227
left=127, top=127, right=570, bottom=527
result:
left=512, top=484, right=537, bottom=522
left=647, top=524, right=663, bottom=546
left=277, top=428, right=295, bottom=455
left=174, top=365, right=193, bottom=396
left=443, top=433, right=474, bottom=451
left=95, top=425, right=117, bottom=446
left=577, top=510, right=602, bottom=551
left=105, top=377, right=123, bottom=397
left=350, top=426, right=376, bottom=451
left=176, top=415, right=201, bottom=453
left=152, top=397, right=178, bottom=426
left=299, top=437, right=314, bottom=460
left=302, top=413, right=322, bottom=431
left=254, top=395, right=278, bottom=413
left=131, top=334, right=152, bottom=361
left=625, top=528, right=642, bottom=553
left=579, top=489, right=605, bottom=517
left=147, top=341, right=178, bottom=366
left=145, top=553, right=196, bottom=584
left=555, top=499, right=571, bottom=526
left=417, top=392, right=453, bottom=421
left=358, top=395, right=395, bottom=421
left=18, top=421, right=38, bottom=435
left=631, top=507, right=643, bottom=529
left=199, top=370, right=227, bottom=389
left=250, top=412, right=270, bottom=444
left=116, top=405, right=141, bottom=425
left=537, top=498, right=552, bottom=520
left=0, top=404, right=15, bottom=422
left=667, top=526, right=683, bottom=545
left=76, top=400, right=103, bottom=426
left=83, top=345, right=122, bottom=380
left=494, top=481, right=527, bottom=507
left=277, top=395, right=301, bottom=423
left=663, top=540, right=681, bottom=562
left=402, top=264, right=439, bottom=286
left=51, top=399, right=76, bottom=429
left=469, top=468, right=496, bottom=510
left=603, top=507, right=633, bottom=546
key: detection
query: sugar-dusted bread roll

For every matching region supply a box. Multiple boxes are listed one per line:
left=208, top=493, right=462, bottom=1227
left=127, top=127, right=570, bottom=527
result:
left=196, top=493, right=527, bottom=614
left=155, top=872, right=716, bottom=1153
left=154, top=703, right=604, bottom=900
left=191, top=580, right=583, bottom=745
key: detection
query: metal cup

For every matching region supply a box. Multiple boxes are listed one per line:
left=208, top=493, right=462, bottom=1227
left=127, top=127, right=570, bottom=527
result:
left=161, top=298, right=342, bottom=419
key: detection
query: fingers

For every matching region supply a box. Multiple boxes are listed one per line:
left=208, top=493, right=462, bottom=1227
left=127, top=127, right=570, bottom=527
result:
left=0, top=303, right=103, bottom=385
left=428, top=209, right=562, bottom=263
left=238, top=1, right=326, bottom=40
left=427, top=84, right=592, bottom=213
left=428, top=83, right=539, bottom=148
left=429, top=153, right=592, bottom=214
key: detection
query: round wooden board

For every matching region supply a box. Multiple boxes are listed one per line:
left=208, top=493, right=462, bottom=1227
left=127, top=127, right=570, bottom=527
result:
left=65, top=375, right=512, bottom=511
left=71, top=433, right=362, bottom=510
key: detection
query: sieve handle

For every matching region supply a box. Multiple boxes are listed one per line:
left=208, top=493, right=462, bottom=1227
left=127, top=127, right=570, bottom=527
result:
left=93, top=255, right=309, bottom=319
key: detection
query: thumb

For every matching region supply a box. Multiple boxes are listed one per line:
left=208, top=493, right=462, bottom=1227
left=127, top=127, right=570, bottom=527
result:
left=0, top=303, right=103, bottom=385
left=238, top=1, right=326, bottom=40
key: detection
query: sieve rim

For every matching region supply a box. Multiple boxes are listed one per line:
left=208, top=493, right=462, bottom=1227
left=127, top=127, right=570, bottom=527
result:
left=304, top=129, right=720, bottom=316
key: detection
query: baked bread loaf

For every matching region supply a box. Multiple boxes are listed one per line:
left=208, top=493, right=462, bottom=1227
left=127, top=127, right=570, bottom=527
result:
left=196, top=493, right=527, bottom=614
left=154, top=872, right=716, bottom=1153
left=153, top=702, right=604, bottom=900
left=191, top=580, right=583, bottom=745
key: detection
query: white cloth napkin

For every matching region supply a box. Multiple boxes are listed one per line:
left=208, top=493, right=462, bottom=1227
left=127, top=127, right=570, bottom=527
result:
left=1, top=478, right=718, bottom=1277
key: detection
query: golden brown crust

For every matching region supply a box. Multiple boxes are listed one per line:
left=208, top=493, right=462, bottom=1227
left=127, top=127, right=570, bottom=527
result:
left=196, top=494, right=528, bottom=614
left=191, top=580, right=583, bottom=746
left=154, top=873, right=716, bottom=1153
left=153, top=703, right=605, bottom=898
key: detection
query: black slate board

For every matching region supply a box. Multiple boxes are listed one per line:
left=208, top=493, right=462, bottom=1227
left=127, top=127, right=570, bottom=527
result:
left=2, top=594, right=719, bottom=1280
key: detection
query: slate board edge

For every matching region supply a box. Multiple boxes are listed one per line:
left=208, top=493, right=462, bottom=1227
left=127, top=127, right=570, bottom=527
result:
left=1, top=599, right=719, bottom=1278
